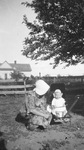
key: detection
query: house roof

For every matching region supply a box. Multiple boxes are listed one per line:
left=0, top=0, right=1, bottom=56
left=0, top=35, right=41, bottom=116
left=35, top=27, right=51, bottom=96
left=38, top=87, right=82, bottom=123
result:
left=10, top=63, right=32, bottom=72
left=0, top=61, right=32, bottom=72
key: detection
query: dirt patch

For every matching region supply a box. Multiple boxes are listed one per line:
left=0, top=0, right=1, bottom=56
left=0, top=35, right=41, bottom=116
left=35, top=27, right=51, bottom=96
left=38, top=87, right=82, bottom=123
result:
left=0, top=95, right=84, bottom=150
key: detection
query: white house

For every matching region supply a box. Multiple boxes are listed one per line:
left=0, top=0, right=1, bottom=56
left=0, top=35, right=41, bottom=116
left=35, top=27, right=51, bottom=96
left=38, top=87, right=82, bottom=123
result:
left=0, top=61, right=32, bottom=79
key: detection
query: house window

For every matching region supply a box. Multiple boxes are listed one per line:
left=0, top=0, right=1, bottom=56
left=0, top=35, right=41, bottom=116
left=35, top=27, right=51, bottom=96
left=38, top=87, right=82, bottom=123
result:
left=5, top=73, right=7, bottom=80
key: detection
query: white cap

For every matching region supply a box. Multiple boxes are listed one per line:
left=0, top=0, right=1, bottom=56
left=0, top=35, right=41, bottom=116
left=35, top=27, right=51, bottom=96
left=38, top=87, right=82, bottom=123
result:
left=53, top=89, right=63, bottom=97
left=54, top=89, right=62, bottom=93
left=33, top=79, right=50, bottom=95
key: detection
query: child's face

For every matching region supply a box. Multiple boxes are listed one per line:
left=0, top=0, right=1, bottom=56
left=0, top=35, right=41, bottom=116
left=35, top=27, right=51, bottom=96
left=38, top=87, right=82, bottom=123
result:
left=53, top=92, right=62, bottom=99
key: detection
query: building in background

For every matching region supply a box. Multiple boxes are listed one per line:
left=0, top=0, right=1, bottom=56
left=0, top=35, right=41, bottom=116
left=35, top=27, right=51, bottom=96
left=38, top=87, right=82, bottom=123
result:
left=0, top=61, right=32, bottom=79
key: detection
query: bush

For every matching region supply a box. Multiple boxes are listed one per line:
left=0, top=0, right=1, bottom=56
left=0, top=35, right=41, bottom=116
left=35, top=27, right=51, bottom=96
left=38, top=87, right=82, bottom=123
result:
left=10, top=71, right=24, bottom=81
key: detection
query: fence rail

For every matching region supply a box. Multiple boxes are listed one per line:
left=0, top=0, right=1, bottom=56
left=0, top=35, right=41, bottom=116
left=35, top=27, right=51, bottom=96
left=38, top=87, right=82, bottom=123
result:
left=0, top=90, right=29, bottom=95
left=0, top=79, right=34, bottom=95
left=0, top=84, right=32, bottom=90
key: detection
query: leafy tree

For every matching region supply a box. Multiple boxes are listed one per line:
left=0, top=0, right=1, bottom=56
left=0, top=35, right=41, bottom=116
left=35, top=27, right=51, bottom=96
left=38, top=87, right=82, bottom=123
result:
left=10, top=71, right=24, bottom=81
left=22, top=0, right=84, bottom=67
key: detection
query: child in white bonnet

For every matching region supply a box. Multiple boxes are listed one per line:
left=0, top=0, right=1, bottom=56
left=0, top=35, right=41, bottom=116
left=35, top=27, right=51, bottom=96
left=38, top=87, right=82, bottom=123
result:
left=47, top=89, right=67, bottom=119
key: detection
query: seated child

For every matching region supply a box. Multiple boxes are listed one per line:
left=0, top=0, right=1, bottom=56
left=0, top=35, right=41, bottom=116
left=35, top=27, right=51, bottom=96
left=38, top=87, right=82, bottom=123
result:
left=47, top=89, right=67, bottom=119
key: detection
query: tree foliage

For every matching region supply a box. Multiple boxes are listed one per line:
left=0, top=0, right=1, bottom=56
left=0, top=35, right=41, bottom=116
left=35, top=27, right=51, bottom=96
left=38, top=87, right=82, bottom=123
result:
left=10, top=71, right=24, bottom=81
left=22, top=0, right=84, bottom=67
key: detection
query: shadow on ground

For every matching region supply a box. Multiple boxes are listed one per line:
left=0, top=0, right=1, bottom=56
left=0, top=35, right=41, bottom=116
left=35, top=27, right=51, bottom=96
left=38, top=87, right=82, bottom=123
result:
left=15, top=112, right=30, bottom=128
left=0, top=132, right=7, bottom=150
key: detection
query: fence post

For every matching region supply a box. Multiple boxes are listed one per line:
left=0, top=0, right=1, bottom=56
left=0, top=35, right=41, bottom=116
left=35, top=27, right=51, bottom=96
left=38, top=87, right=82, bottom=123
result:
left=24, top=78, right=26, bottom=94
left=23, top=78, right=28, bottom=114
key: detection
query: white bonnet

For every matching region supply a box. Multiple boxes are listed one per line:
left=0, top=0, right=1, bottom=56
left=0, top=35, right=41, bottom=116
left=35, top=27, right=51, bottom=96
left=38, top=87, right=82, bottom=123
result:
left=33, top=79, right=50, bottom=95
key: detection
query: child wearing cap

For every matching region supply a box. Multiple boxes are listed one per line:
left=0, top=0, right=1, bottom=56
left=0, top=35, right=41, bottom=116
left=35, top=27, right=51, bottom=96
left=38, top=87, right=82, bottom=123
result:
left=52, top=89, right=67, bottom=118
left=47, top=89, right=67, bottom=119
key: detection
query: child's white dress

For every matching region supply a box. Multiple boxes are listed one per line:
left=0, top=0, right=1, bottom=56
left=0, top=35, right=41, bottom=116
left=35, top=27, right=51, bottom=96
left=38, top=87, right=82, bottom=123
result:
left=52, top=97, right=67, bottom=118
left=47, top=97, right=67, bottom=118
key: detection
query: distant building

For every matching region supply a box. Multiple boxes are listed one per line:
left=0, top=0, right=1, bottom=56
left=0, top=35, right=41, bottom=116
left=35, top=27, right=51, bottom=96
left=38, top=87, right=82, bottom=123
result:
left=0, top=61, right=32, bottom=79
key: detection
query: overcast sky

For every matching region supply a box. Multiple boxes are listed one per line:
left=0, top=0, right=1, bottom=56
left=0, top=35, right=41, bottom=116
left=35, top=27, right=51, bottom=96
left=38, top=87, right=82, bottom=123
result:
left=0, top=0, right=34, bottom=63
left=0, top=0, right=84, bottom=76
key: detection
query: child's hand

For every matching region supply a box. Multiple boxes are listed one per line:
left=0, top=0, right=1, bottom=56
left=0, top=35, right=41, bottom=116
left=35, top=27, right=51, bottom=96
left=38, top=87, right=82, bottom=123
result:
left=47, top=105, right=52, bottom=113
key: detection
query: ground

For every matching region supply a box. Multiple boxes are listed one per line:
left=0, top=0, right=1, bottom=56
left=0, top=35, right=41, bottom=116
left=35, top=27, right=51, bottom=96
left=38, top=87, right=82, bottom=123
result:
left=0, top=94, right=84, bottom=150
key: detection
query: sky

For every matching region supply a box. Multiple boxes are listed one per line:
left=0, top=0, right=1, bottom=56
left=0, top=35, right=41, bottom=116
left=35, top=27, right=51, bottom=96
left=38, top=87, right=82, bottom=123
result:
left=0, top=0, right=84, bottom=76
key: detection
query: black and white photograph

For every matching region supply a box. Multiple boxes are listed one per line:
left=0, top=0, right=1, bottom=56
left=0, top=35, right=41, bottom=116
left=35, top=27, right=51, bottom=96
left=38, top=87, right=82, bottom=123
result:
left=0, top=0, right=84, bottom=150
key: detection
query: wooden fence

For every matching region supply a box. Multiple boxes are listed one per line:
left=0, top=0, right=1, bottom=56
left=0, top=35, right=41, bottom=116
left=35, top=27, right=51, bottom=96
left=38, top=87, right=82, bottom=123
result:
left=0, top=79, right=34, bottom=95
left=0, top=78, right=84, bottom=95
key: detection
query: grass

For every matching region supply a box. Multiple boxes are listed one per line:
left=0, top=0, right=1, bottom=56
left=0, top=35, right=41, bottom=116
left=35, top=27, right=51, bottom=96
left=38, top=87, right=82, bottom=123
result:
left=0, top=92, right=84, bottom=150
